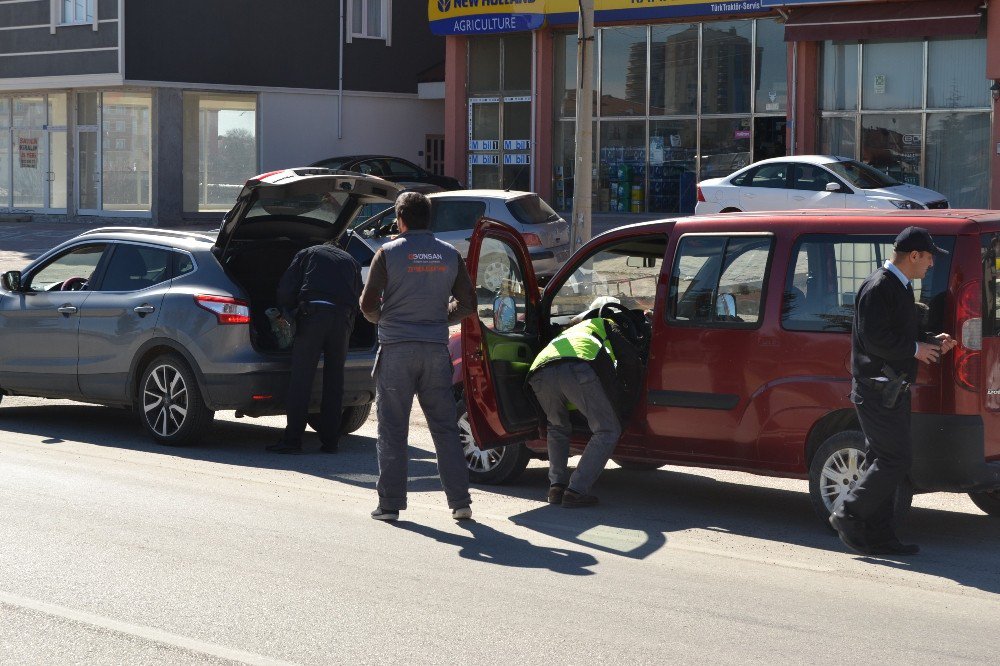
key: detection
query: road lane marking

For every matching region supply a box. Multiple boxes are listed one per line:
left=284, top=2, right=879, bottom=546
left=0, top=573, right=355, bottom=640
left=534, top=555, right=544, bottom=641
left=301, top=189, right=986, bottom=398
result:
left=0, top=591, right=297, bottom=666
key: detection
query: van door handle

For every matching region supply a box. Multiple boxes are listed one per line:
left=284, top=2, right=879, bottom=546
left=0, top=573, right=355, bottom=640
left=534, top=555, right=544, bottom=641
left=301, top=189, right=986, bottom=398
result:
left=57, top=305, right=78, bottom=316
left=133, top=304, right=156, bottom=316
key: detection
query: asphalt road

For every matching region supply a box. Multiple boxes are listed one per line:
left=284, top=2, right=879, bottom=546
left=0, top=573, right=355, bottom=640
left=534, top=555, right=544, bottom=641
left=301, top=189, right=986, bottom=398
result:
left=1, top=395, right=998, bottom=664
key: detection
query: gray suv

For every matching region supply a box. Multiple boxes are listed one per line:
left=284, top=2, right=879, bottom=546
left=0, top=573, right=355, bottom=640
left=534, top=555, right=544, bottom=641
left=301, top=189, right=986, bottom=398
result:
left=0, top=169, right=402, bottom=446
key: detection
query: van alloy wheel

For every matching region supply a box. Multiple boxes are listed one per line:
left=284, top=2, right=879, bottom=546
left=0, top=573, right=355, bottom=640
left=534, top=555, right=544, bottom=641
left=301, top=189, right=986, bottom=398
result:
left=480, top=254, right=508, bottom=293
left=818, top=445, right=868, bottom=514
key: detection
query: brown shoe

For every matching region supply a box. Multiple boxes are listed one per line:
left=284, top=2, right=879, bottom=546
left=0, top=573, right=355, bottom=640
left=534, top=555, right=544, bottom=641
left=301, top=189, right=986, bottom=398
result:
left=547, top=484, right=567, bottom=504
left=562, top=489, right=598, bottom=508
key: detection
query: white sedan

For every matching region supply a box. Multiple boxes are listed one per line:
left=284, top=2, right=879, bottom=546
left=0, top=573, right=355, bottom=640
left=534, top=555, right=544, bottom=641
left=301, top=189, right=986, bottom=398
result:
left=695, top=155, right=948, bottom=214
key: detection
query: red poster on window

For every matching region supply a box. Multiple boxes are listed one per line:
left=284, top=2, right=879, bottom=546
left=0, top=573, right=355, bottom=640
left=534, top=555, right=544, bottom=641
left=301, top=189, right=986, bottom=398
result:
left=18, top=137, right=38, bottom=169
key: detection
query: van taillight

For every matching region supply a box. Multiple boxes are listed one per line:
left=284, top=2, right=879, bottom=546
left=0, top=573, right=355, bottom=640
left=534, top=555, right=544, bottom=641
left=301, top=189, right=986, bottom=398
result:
left=697, top=186, right=706, bottom=203
left=195, top=294, right=250, bottom=325
left=954, top=280, right=981, bottom=392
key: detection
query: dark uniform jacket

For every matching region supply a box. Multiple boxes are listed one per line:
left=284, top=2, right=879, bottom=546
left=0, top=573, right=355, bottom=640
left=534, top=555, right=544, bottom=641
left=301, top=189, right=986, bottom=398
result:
left=277, top=242, right=362, bottom=317
left=851, top=266, right=919, bottom=381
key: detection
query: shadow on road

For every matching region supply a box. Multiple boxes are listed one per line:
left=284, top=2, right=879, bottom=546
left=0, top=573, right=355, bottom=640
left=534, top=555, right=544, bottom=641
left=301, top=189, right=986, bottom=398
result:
left=390, top=520, right=597, bottom=576
left=3, top=402, right=999, bottom=591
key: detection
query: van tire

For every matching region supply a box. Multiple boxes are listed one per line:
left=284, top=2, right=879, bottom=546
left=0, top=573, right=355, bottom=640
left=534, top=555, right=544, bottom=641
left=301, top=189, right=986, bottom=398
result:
left=968, top=490, right=1000, bottom=516
left=808, top=431, right=912, bottom=530
left=138, top=353, right=214, bottom=447
left=456, top=387, right=531, bottom=484
left=306, top=402, right=373, bottom=435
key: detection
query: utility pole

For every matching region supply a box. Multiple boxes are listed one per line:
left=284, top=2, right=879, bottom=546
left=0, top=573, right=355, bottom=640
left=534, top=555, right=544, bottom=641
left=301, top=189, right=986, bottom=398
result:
left=569, top=0, right=594, bottom=251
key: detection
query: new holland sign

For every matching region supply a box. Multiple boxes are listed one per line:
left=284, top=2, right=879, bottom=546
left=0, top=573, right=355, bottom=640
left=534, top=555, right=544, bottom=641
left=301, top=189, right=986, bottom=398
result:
left=428, top=0, right=763, bottom=35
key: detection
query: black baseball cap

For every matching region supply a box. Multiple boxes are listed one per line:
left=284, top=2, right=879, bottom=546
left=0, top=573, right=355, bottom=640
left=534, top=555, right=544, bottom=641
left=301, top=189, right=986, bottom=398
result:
left=894, top=226, right=948, bottom=256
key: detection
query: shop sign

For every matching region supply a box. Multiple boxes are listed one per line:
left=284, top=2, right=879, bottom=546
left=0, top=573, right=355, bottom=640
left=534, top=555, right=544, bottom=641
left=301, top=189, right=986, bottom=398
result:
left=18, top=137, right=38, bottom=169
left=503, top=139, right=530, bottom=150
left=470, top=139, right=500, bottom=150
left=503, top=154, right=531, bottom=165
left=469, top=154, right=500, bottom=165
left=760, top=0, right=858, bottom=6
left=428, top=0, right=546, bottom=36
left=429, top=0, right=766, bottom=35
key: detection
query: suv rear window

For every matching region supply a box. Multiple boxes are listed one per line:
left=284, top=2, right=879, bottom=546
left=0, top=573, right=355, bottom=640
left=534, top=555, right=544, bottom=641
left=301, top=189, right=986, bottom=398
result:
left=506, top=195, right=560, bottom=225
left=782, top=234, right=954, bottom=333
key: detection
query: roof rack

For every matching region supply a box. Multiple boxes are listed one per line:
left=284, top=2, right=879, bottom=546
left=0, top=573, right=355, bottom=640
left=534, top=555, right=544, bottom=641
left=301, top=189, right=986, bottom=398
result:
left=78, top=226, right=216, bottom=241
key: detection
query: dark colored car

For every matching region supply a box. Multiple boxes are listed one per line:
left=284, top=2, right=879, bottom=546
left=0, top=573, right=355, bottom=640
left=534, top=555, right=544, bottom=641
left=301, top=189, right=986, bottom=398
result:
left=459, top=210, right=1000, bottom=526
left=0, top=168, right=401, bottom=446
left=309, top=155, right=463, bottom=193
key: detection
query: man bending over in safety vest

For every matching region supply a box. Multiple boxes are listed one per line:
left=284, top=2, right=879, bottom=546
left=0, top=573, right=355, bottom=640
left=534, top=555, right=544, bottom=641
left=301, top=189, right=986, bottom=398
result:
left=526, top=316, right=643, bottom=508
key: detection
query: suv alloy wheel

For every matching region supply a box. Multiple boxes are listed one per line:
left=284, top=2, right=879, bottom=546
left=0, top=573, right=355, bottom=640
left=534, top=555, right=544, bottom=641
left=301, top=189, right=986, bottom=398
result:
left=138, top=353, right=214, bottom=446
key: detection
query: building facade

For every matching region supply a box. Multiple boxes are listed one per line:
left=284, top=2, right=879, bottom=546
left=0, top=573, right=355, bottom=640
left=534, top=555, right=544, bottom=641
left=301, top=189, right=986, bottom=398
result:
left=431, top=0, right=997, bottom=215
left=0, top=0, right=446, bottom=225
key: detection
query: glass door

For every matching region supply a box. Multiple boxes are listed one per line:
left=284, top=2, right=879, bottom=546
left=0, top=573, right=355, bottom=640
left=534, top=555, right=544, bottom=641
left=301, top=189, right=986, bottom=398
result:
left=12, top=97, right=47, bottom=209
left=76, top=92, right=101, bottom=213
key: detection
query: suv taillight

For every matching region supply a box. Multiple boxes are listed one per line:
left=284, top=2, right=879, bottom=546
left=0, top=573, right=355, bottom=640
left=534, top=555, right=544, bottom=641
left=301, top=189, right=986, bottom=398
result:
left=697, top=186, right=706, bottom=203
left=195, top=294, right=250, bottom=325
left=522, top=232, right=542, bottom=247
left=954, top=279, right=981, bottom=392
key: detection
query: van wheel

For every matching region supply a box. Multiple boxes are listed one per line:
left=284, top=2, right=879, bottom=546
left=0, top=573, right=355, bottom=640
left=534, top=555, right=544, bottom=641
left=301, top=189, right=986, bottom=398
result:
left=808, top=431, right=912, bottom=530
left=340, top=403, right=372, bottom=434
left=138, top=353, right=213, bottom=446
left=306, top=402, right=373, bottom=435
left=612, top=458, right=665, bottom=471
left=968, top=490, right=1000, bottom=516
left=480, top=253, right=509, bottom=293
left=456, top=386, right=530, bottom=484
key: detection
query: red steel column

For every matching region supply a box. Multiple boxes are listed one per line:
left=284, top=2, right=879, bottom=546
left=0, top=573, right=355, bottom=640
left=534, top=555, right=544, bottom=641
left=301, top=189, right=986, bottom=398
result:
left=534, top=28, right=555, bottom=203
left=987, top=5, right=1000, bottom=209
left=444, top=35, right=468, bottom=186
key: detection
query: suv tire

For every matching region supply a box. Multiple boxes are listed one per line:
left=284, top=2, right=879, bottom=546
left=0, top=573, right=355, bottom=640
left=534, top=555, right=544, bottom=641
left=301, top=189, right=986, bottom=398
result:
left=306, top=403, right=373, bottom=435
left=138, top=353, right=214, bottom=447
left=612, top=458, right=665, bottom=471
left=968, top=490, right=1000, bottom=516
left=456, top=385, right=531, bottom=484
left=808, top=430, right=912, bottom=530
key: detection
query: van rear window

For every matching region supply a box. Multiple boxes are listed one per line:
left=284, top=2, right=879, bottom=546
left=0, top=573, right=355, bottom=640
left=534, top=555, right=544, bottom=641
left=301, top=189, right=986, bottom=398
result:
left=782, top=234, right=954, bottom=333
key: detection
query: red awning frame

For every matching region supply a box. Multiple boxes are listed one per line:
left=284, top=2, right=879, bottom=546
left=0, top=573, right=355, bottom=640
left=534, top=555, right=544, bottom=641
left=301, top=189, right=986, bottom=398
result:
left=783, top=0, right=984, bottom=42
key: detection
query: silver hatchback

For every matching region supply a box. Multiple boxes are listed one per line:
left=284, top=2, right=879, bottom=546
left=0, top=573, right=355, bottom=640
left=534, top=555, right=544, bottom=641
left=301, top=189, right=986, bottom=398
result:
left=0, top=169, right=401, bottom=445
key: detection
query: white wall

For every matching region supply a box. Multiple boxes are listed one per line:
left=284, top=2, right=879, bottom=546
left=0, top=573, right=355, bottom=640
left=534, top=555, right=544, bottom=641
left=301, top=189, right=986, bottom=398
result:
left=259, top=91, right=444, bottom=171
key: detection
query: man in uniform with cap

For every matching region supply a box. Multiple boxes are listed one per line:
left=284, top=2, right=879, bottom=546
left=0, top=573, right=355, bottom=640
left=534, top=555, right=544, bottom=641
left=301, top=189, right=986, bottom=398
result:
left=830, top=226, right=956, bottom=555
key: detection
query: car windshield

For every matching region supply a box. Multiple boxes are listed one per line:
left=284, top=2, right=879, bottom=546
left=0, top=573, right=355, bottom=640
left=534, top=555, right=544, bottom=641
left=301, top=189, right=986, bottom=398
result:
left=825, top=160, right=900, bottom=189
left=507, top=195, right=560, bottom=225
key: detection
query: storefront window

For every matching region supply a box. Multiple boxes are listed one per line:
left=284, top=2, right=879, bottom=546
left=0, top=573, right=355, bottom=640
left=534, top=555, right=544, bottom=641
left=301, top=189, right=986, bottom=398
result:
left=503, top=33, right=532, bottom=93
left=102, top=92, right=151, bottom=212
left=926, top=112, right=990, bottom=208
left=469, top=36, right=501, bottom=94
left=928, top=37, right=988, bottom=108
left=701, top=21, right=752, bottom=115
left=598, top=120, right=644, bottom=213
left=820, top=36, right=990, bottom=206
left=0, top=99, right=8, bottom=210
left=862, top=42, right=922, bottom=110
left=552, top=18, right=784, bottom=215
left=648, top=119, right=696, bottom=214
left=700, top=117, right=751, bottom=180
left=821, top=43, right=858, bottom=111
left=182, top=92, right=257, bottom=213
left=601, top=26, right=647, bottom=117
left=755, top=20, right=787, bottom=113
left=650, top=24, right=698, bottom=116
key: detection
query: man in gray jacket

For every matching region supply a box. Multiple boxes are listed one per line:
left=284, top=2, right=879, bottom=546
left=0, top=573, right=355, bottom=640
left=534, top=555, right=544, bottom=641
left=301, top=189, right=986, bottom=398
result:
left=360, top=191, right=477, bottom=521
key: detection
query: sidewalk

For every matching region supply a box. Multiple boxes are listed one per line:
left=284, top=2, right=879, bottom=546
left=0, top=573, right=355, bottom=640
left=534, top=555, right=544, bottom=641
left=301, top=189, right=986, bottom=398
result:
left=0, top=221, right=217, bottom=270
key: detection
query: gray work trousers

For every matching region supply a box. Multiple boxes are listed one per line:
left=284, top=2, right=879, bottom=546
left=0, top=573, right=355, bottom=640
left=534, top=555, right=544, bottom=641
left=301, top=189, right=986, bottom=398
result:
left=527, top=361, right=621, bottom=495
left=375, top=341, right=472, bottom=511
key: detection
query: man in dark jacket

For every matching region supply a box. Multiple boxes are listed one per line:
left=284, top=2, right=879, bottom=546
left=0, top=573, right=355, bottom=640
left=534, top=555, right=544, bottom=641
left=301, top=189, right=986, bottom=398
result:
left=526, top=316, right=643, bottom=508
left=268, top=238, right=362, bottom=454
left=830, top=226, right=955, bottom=555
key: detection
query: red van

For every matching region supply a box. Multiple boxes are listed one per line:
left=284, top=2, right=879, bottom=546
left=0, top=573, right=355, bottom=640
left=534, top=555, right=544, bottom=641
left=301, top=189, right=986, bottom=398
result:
left=459, top=210, right=1000, bottom=525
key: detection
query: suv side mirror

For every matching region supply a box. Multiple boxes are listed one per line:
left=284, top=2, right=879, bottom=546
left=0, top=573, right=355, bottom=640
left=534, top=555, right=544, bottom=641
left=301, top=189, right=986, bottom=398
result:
left=825, top=182, right=842, bottom=192
left=1, top=270, right=22, bottom=292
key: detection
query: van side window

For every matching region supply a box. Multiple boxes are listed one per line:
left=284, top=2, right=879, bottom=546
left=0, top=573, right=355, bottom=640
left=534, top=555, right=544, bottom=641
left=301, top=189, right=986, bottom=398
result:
left=668, top=234, right=773, bottom=327
left=782, top=234, right=954, bottom=333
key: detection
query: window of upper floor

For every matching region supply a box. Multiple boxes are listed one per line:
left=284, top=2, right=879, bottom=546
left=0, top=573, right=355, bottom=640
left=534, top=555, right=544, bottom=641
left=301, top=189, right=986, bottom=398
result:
left=348, top=0, right=391, bottom=44
left=60, top=0, right=94, bottom=25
